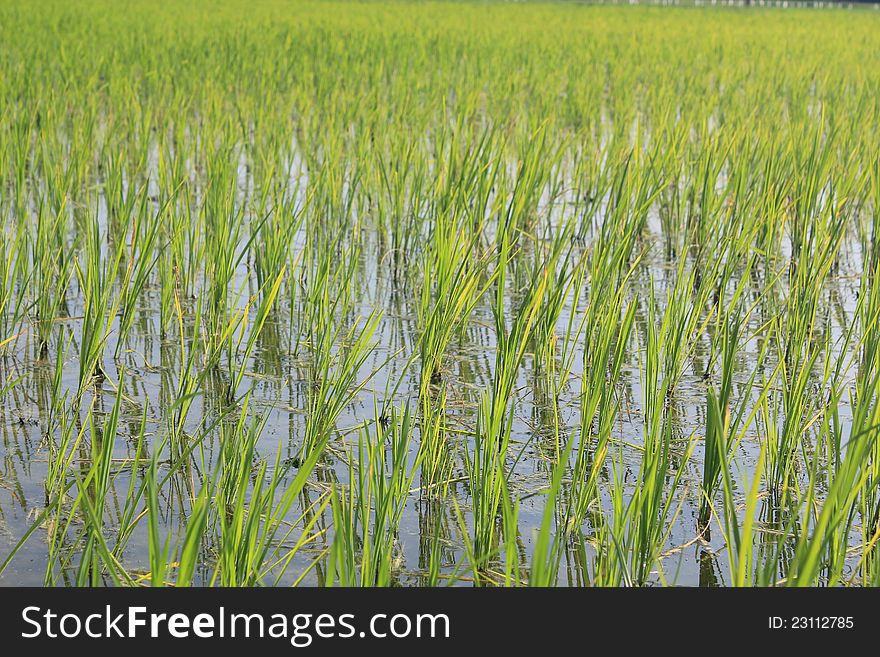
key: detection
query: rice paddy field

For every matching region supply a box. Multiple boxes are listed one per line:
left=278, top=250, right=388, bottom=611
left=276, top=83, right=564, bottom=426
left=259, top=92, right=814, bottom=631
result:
left=2, top=0, right=880, bottom=587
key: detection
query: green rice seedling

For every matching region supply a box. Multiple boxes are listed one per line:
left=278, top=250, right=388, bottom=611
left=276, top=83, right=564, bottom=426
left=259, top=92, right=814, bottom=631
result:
left=800, top=394, right=859, bottom=585
left=114, top=190, right=165, bottom=358
left=213, top=395, right=330, bottom=586
left=169, top=484, right=213, bottom=587
left=298, top=226, right=359, bottom=351
left=462, top=239, right=548, bottom=576
left=74, top=207, right=126, bottom=390
left=607, top=145, right=666, bottom=245
left=328, top=405, right=417, bottom=586
left=683, top=131, right=733, bottom=260
left=416, top=390, right=453, bottom=499
left=768, top=200, right=846, bottom=494
left=562, top=183, right=643, bottom=526
left=715, top=442, right=768, bottom=587
left=214, top=406, right=274, bottom=586
left=296, top=213, right=383, bottom=457
left=145, top=456, right=183, bottom=587
left=375, top=135, right=430, bottom=282
left=787, top=389, right=878, bottom=586
left=699, top=314, right=739, bottom=531
left=110, top=410, right=151, bottom=567
left=552, top=254, right=589, bottom=403
left=160, top=186, right=203, bottom=337
left=488, top=234, right=549, bottom=435
left=156, top=245, right=177, bottom=340
left=302, top=304, right=382, bottom=457
left=222, top=267, right=285, bottom=404
left=498, top=486, right=523, bottom=586
left=167, top=294, right=205, bottom=450
left=4, top=111, right=31, bottom=219
left=598, top=288, right=697, bottom=586
left=250, top=173, right=308, bottom=298
left=0, top=221, right=27, bottom=351
left=463, top=392, right=514, bottom=580
left=29, top=198, right=74, bottom=358
left=417, top=212, right=493, bottom=397
left=41, top=389, right=138, bottom=586
left=200, top=145, right=251, bottom=355
left=776, top=274, right=879, bottom=585
left=37, top=421, right=84, bottom=584
left=498, top=123, right=561, bottom=250
left=137, top=429, right=216, bottom=586
left=566, top=300, right=636, bottom=533
left=529, top=220, right=582, bottom=382
left=527, top=440, right=573, bottom=587
left=658, top=250, right=718, bottom=398
left=429, top=122, right=496, bottom=235
left=865, top=160, right=880, bottom=275
left=852, top=249, right=880, bottom=582
left=42, top=329, right=73, bottom=440
left=563, top=201, right=643, bottom=523
left=101, top=149, right=147, bottom=244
